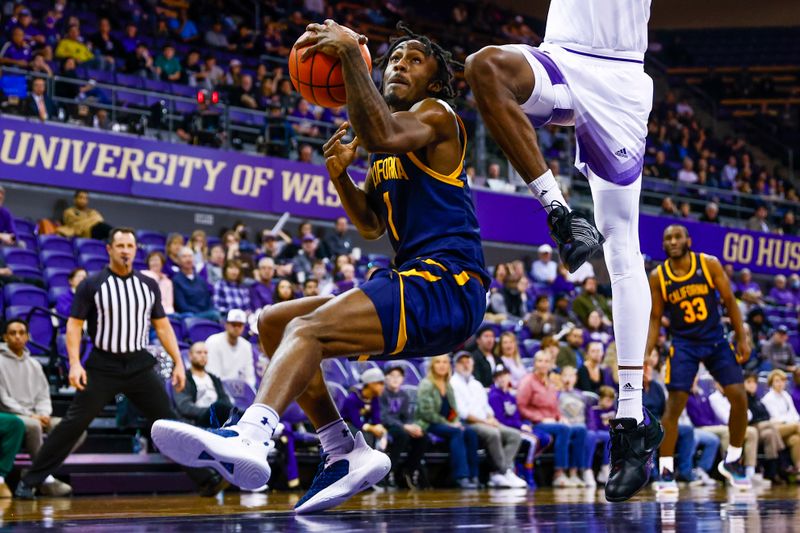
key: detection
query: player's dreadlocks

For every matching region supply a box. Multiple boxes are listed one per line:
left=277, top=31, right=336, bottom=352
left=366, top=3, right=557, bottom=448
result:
left=376, top=22, right=462, bottom=102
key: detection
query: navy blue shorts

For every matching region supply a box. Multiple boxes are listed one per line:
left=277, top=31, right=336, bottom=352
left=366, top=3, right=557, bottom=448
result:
left=360, top=256, right=487, bottom=360
left=664, top=338, right=743, bottom=392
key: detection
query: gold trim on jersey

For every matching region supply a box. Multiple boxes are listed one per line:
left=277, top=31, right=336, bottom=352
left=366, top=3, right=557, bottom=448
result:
left=656, top=265, right=667, bottom=301
left=664, top=252, right=696, bottom=283
left=383, top=191, right=400, bottom=241
left=698, top=253, right=715, bottom=289
left=664, top=345, right=674, bottom=385
left=390, top=272, right=408, bottom=355
left=404, top=116, right=468, bottom=189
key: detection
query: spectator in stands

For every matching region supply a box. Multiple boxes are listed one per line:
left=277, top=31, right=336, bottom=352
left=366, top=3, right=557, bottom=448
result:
left=213, top=259, right=251, bottom=315
left=552, top=293, right=578, bottom=331
left=583, top=311, right=612, bottom=347
left=660, top=196, right=679, bottom=217
left=743, top=373, right=787, bottom=485
left=518, top=351, right=586, bottom=487
left=292, top=234, right=323, bottom=281
left=173, top=246, right=219, bottom=321
left=182, top=49, right=203, bottom=86
left=677, top=157, right=699, bottom=184
left=0, top=185, right=18, bottom=246
left=290, top=99, right=320, bottom=137
left=155, top=44, right=182, bottom=82
left=225, top=59, right=243, bottom=88
left=54, top=24, right=94, bottom=66
left=780, top=211, right=797, bottom=236
left=250, top=257, right=275, bottom=311
left=323, top=217, right=352, bottom=259
left=169, top=9, right=199, bottom=44
left=762, top=370, right=800, bottom=473
left=572, top=277, right=612, bottom=328
left=699, top=202, right=720, bottom=224
left=556, top=326, right=585, bottom=369
left=334, top=262, right=359, bottom=294
left=313, top=260, right=334, bottom=296
left=768, top=275, right=795, bottom=307
left=341, top=368, right=387, bottom=451
left=231, top=23, right=257, bottom=55
left=471, top=325, right=498, bottom=387
left=205, top=244, right=225, bottom=285
left=0, top=27, right=32, bottom=67
left=141, top=252, right=175, bottom=315
left=0, top=319, right=73, bottom=495
left=0, top=412, right=24, bottom=497
left=26, top=77, right=59, bottom=122
left=380, top=365, right=428, bottom=488
left=231, top=74, right=259, bottom=109
left=644, top=150, right=670, bottom=179
left=126, top=43, right=157, bottom=79
left=451, top=352, right=526, bottom=488
left=205, top=21, right=231, bottom=50
left=273, top=279, right=296, bottom=304
left=531, top=244, right=557, bottom=284
left=189, top=230, right=208, bottom=272
left=747, top=203, right=772, bottom=233
left=678, top=201, right=692, bottom=219
left=736, top=268, right=761, bottom=296
left=762, top=326, right=797, bottom=374
left=120, top=23, right=140, bottom=55
left=302, top=278, right=319, bottom=297
left=198, top=54, right=225, bottom=90
left=527, top=295, right=557, bottom=339
left=577, top=342, right=608, bottom=394
left=176, top=94, right=225, bottom=147
left=164, top=233, right=185, bottom=276
left=587, top=385, right=616, bottom=484
left=558, top=366, right=605, bottom=487
left=59, top=190, right=112, bottom=240
left=415, top=354, right=479, bottom=489
left=687, top=379, right=759, bottom=483
left=174, top=341, right=233, bottom=427
left=89, top=18, right=122, bottom=71
left=204, top=309, right=255, bottom=388
left=56, top=267, right=87, bottom=317
left=495, top=332, right=526, bottom=388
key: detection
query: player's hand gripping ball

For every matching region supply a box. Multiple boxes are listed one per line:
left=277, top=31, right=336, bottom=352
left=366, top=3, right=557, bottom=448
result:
left=289, top=20, right=372, bottom=109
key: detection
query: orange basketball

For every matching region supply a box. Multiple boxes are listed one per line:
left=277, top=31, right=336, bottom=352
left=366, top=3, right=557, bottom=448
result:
left=288, top=30, right=372, bottom=109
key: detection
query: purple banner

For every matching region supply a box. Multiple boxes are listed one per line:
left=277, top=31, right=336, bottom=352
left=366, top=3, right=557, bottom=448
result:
left=1, top=116, right=798, bottom=275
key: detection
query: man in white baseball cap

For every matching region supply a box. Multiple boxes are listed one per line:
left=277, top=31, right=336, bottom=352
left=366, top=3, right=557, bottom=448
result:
left=340, top=367, right=387, bottom=451
left=532, top=243, right=558, bottom=284
left=204, top=309, right=256, bottom=388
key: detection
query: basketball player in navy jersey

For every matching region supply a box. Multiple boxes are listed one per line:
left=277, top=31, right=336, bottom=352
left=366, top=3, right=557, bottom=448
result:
left=153, top=22, right=495, bottom=513
left=647, top=225, right=752, bottom=491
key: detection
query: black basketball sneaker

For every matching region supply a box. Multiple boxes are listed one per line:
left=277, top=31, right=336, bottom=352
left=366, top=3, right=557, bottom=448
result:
left=546, top=202, right=605, bottom=273
left=605, top=407, right=664, bottom=502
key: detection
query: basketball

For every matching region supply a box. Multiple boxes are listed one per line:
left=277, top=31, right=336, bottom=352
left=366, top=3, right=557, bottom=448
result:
left=288, top=30, right=372, bottom=109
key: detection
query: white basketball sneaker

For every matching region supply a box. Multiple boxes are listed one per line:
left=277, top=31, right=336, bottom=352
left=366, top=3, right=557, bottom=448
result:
left=151, top=419, right=273, bottom=490
left=294, top=432, right=391, bottom=514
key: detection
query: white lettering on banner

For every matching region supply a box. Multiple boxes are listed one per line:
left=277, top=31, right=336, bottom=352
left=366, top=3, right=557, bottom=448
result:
left=203, top=160, right=226, bottom=191
left=93, top=144, right=122, bottom=178
left=178, top=156, right=203, bottom=188
left=143, top=151, right=167, bottom=184
left=0, top=130, right=30, bottom=165
left=163, top=154, right=180, bottom=186
left=250, top=167, right=273, bottom=197
left=231, top=164, right=252, bottom=196
left=117, top=147, right=145, bottom=181
left=281, top=171, right=345, bottom=208
left=70, top=140, right=97, bottom=174
left=25, top=134, right=59, bottom=169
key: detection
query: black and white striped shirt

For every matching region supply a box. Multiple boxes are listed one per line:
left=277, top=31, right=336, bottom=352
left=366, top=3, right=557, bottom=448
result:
left=71, top=267, right=166, bottom=354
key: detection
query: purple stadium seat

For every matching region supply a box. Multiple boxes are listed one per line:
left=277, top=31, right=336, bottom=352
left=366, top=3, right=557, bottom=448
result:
left=4, top=284, right=48, bottom=307
left=143, top=78, right=171, bottom=93
left=74, top=238, right=108, bottom=258
left=13, top=218, right=36, bottom=235
left=282, top=402, right=308, bottom=424
left=8, top=265, right=43, bottom=283
left=114, top=89, right=148, bottom=108
left=184, top=317, right=224, bottom=343
left=3, top=248, right=39, bottom=268
left=81, top=256, right=108, bottom=273
left=48, top=286, right=69, bottom=306
left=173, top=100, right=196, bottom=114
left=136, top=230, right=167, bottom=248
left=321, top=358, right=352, bottom=387
left=170, top=83, right=197, bottom=98
left=5, top=305, right=54, bottom=355
left=169, top=316, right=186, bottom=342
left=327, top=382, right=348, bottom=410
left=16, top=234, right=37, bottom=252
left=228, top=108, right=259, bottom=125
left=222, top=379, right=256, bottom=411
left=114, top=72, right=145, bottom=89
left=133, top=259, right=147, bottom=271
left=86, top=69, right=114, bottom=84
left=56, top=333, right=92, bottom=366
left=41, top=251, right=77, bottom=270
left=38, top=234, right=74, bottom=255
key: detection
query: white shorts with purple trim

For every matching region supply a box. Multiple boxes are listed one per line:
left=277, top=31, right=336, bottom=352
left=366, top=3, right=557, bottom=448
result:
left=501, top=42, right=653, bottom=187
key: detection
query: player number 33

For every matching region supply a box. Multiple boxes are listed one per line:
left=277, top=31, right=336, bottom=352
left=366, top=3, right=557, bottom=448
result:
left=679, top=297, right=708, bottom=324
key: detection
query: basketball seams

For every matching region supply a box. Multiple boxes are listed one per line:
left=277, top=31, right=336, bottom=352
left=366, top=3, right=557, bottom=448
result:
left=289, top=42, right=369, bottom=107
left=326, top=58, right=344, bottom=105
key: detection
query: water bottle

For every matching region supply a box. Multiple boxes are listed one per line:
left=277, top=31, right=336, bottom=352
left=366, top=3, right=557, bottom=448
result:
left=132, top=430, right=148, bottom=455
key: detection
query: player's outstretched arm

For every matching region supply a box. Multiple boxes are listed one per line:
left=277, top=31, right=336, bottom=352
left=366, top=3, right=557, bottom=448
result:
left=706, top=255, right=751, bottom=363
left=323, top=123, right=385, bottom=240
left=644, top=269, right=665, bottom=360
left=297, top=20, right=451, bottom=154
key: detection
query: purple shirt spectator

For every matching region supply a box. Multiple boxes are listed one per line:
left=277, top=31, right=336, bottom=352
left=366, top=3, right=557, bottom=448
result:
left=488, top=385, right=524, bottom=429
left=250, top=281, right=273, bottom=310
left=0, top=40, right=31, bottom=63
left=769, top=287, right=796, bottom=307
left=341, top=389, right=381, bottom=428
left=0, top=206, right=17, bottom=237
left=55, top=290, right=74, bottom=317
left=736, top=281, right=761, bottom=295
left=586, top=405, right=615, bottom=431
left=791, top=385, right=800, bottom=414
left=686, top=391, right=723, bottom=427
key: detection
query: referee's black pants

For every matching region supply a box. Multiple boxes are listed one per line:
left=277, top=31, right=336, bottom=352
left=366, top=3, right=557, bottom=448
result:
left=22, top=350, right=215, bottom=488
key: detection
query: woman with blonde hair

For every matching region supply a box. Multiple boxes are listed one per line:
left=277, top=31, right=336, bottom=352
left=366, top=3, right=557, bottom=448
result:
left=164, top=233, right=185, bottom=276
left=495, top=332, right=526, bottom=388
left=189, top=229, right=208, bottom=271
left=415, top=354, right=479, bottom=489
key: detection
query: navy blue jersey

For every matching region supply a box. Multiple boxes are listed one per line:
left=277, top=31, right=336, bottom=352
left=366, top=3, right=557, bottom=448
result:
left=657, top=252, right=725, bottom=344
left=366, top=108, right=489, bottom=286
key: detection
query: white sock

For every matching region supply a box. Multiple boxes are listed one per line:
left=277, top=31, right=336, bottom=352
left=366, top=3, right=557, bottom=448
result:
left=528, top=169, right=571, bottom=213
left=316, top=418, right=355, bottom=456
left=725, top=445, right=743, bottom=464
left=746, top=466, right=755, bottom=478
left=616, top=369, right=644, bottom=423
left=44, top=474, right=56, bottom=483
left=238, top=403, right=280, bottom=442
left=659, top=457, right=674, bottom=474
left=0, top=476, right=4, bottom=484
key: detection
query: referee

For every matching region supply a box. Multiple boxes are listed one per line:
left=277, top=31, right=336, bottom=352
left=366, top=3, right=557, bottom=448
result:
left=15, top=227, right=226, bottom=498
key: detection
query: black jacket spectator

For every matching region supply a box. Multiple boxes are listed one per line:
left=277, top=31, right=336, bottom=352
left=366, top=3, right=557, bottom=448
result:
left=174, top=372, right=233, bottom=427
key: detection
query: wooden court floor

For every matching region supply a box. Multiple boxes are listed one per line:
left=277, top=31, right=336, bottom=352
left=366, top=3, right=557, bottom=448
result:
left=1, top=486, right=799, bottom=531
